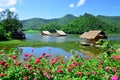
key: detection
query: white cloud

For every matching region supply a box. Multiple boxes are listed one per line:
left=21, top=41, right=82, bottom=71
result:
left=9, top=7, right=17, bottom=12
left=77, top=0, right=86, bottom=7
left=0, top=0, right=21, bottom=7
left=69, top=3, right=74, bottom=8
left=0, top=8, right=4, bottom=12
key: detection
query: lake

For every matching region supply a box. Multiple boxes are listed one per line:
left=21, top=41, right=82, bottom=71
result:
left=18, top=34, right=120, bottom=59
left=18, top=46, right=87, bottom=61
left=25, top=34, right=120, bottom=42
left=25, top=34, right=81, bottom=42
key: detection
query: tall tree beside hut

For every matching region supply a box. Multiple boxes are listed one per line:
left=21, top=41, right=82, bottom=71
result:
left=0, top=9, right=24, bottom=40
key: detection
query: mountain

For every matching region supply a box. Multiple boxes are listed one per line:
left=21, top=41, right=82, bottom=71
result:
left=97, top=15, right=120, bottom=27
left=21, top=14, right=77, bottom=30
left=21, top=14, right=120, bottom=34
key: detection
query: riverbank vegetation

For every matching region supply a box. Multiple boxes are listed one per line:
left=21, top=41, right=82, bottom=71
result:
left=0, top=40, right=119, bottom=57
left=0, top=9, right=23, bottom=41
left=0, top=46, right=120, bottom=79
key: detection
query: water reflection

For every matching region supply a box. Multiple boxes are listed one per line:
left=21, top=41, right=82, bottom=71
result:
left=25, top=34, right=120, bottom=42
left=25, top=34, right=81, bottom=42
left=55, top=36, right=66, bottom=42
left=18, top=46, right=86, bottom=61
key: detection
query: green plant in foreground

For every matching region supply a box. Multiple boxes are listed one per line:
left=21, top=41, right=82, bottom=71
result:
left=0, top=47, right=120, bottom=80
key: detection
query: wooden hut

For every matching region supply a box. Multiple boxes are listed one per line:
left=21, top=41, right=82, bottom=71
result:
left=80, top=30, right=107, bottom=44
left=55, top=30, right=67, bottom=36
left=41, top=31, right=51, bottom=36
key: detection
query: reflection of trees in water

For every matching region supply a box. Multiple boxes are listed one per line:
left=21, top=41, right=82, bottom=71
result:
left=42, top=36, right=51, bottom=42
left=55, top=36, right=66, bottom=42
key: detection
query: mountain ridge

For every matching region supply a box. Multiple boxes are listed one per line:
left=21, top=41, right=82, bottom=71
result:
left=21, top=14, right=120, bottom=31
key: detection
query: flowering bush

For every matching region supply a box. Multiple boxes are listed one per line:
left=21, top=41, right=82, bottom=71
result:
left=0, top=48, right=120, bottom=80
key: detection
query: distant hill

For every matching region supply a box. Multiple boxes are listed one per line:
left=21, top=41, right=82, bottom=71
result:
left=97, top=15, right=120, bottom=27
left=21, top=14, right=77, bottom=30
left=21, top=14, right=120, bottom=34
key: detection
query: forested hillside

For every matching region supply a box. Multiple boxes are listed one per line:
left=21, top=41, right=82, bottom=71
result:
left=97, top=15, right=120, bottom=33
left=21, top=14, right=76, bottom=30
left=21, top=13, right=120, bottom=34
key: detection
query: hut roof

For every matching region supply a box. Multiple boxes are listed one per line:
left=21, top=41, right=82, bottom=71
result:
left=80, top=30, right=103, bottom=39
left=42, top=31, right=51, bottom=35
left=56, top=30, right=66, bottom=35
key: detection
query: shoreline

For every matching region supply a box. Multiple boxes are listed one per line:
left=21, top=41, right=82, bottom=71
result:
left=79, top=49, right=96, bottom=58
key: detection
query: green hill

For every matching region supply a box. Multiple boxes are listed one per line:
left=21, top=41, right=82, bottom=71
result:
left=21, top=14, right=77, bottom=30
left=21, top=13, right=120, bottom=34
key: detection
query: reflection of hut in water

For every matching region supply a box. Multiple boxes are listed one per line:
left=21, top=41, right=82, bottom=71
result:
left=41, top=31, right=51, bottom=36
left=80, top=30, right=107, bottom=45
left=11, top=30, right=26, bottom=39
left=55, top=30, right=67, bottom=36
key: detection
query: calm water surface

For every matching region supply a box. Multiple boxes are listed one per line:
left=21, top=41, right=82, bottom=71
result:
left=25, top=34, right=81, bottom=42
left=18, top=46, right=87, bottom=61
left=25, top=34, right=120, bottom=42
left=19, top=34, right=120, bottom=60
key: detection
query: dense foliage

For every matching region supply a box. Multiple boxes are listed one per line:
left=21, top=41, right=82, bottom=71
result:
left=63, top=13, right=117, bottom=34
left=21, top=14, right=76, bottom=30
left=97, top=15, right=120, bottom=33
left=38, top=22, right=64, bottom=32
left=22, top=13, right=120, bottom=34
left=0, top=9, right=23, bottom=41
left=0, top=46, right=119, bottom=80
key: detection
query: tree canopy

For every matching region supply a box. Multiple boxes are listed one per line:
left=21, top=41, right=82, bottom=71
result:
left=0, top=9, right=23, bottom=40
left=62, top=13, right=118, bottom=34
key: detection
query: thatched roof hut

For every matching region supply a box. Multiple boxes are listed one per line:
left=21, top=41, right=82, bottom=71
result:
left=80, top=30, right=107, bottom=43
left=55, top=30, right=67, bottom=36
left=41, top=31, right=51, bottom=36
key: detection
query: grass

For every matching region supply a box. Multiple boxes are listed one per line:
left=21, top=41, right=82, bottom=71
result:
left=0, top=40, right=120, bottom=57
left=0, top=40, right=82, bottom=52
left=24, top=30, right=40, bottom=34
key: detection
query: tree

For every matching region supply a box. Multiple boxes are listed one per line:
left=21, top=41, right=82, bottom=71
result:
left=0, top=9, right=24, bottom=40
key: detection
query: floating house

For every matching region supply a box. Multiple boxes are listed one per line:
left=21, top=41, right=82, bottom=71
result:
left=41, top=31, right=51, bottom=36
left=80, top=30, right=107, bottom=44
left=55, top=30, right=67, bottom=36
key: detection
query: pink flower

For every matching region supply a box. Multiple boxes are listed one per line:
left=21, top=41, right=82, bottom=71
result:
left=112, top=67, right=117, bottom=72
left=35, top=58, right=40, bottom=64
left=73, top=62, right=79, bottom=66
left=75, top=72, right=83, bottom=76
left=23, top=76, right=28, bottom=80
left=45, top=54, right=51, bottom=58
left=99, top=60, right=103, bottom=64
left=58, top=66, right=62, bottom=69
left=57, top=69, right=62, bottom=73
left=33, top=78, right=37, bottom=80
left=27, top=64, right=31, bottom=68
left=0, top=51, right=3, bottom=54
left=111, top=75, right=119, bottom=80
left=28, top=54, right=32, bottom=57
left=51, top=60, right=56, bottom=65
left=0, top=61, right=5, bottom=65
left=12, top=55, right=17, bottom=59
left=104, top=75, right=107, bottom=79
left=66, top=67, right=72, bottom=72
left=104, top=67, right=109, bottom=71
left=48, top=75, right=53, bottom=79
left=38, top=55, right=43, bottom=59
left=42, top=53, right=46, bottom=56
left=43, top=72, right=48, bottom=77
left=3, top=63, right=9, bottom=69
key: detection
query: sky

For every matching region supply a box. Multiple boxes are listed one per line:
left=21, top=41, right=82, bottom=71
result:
left=0, top=0, right=120, bottom=20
